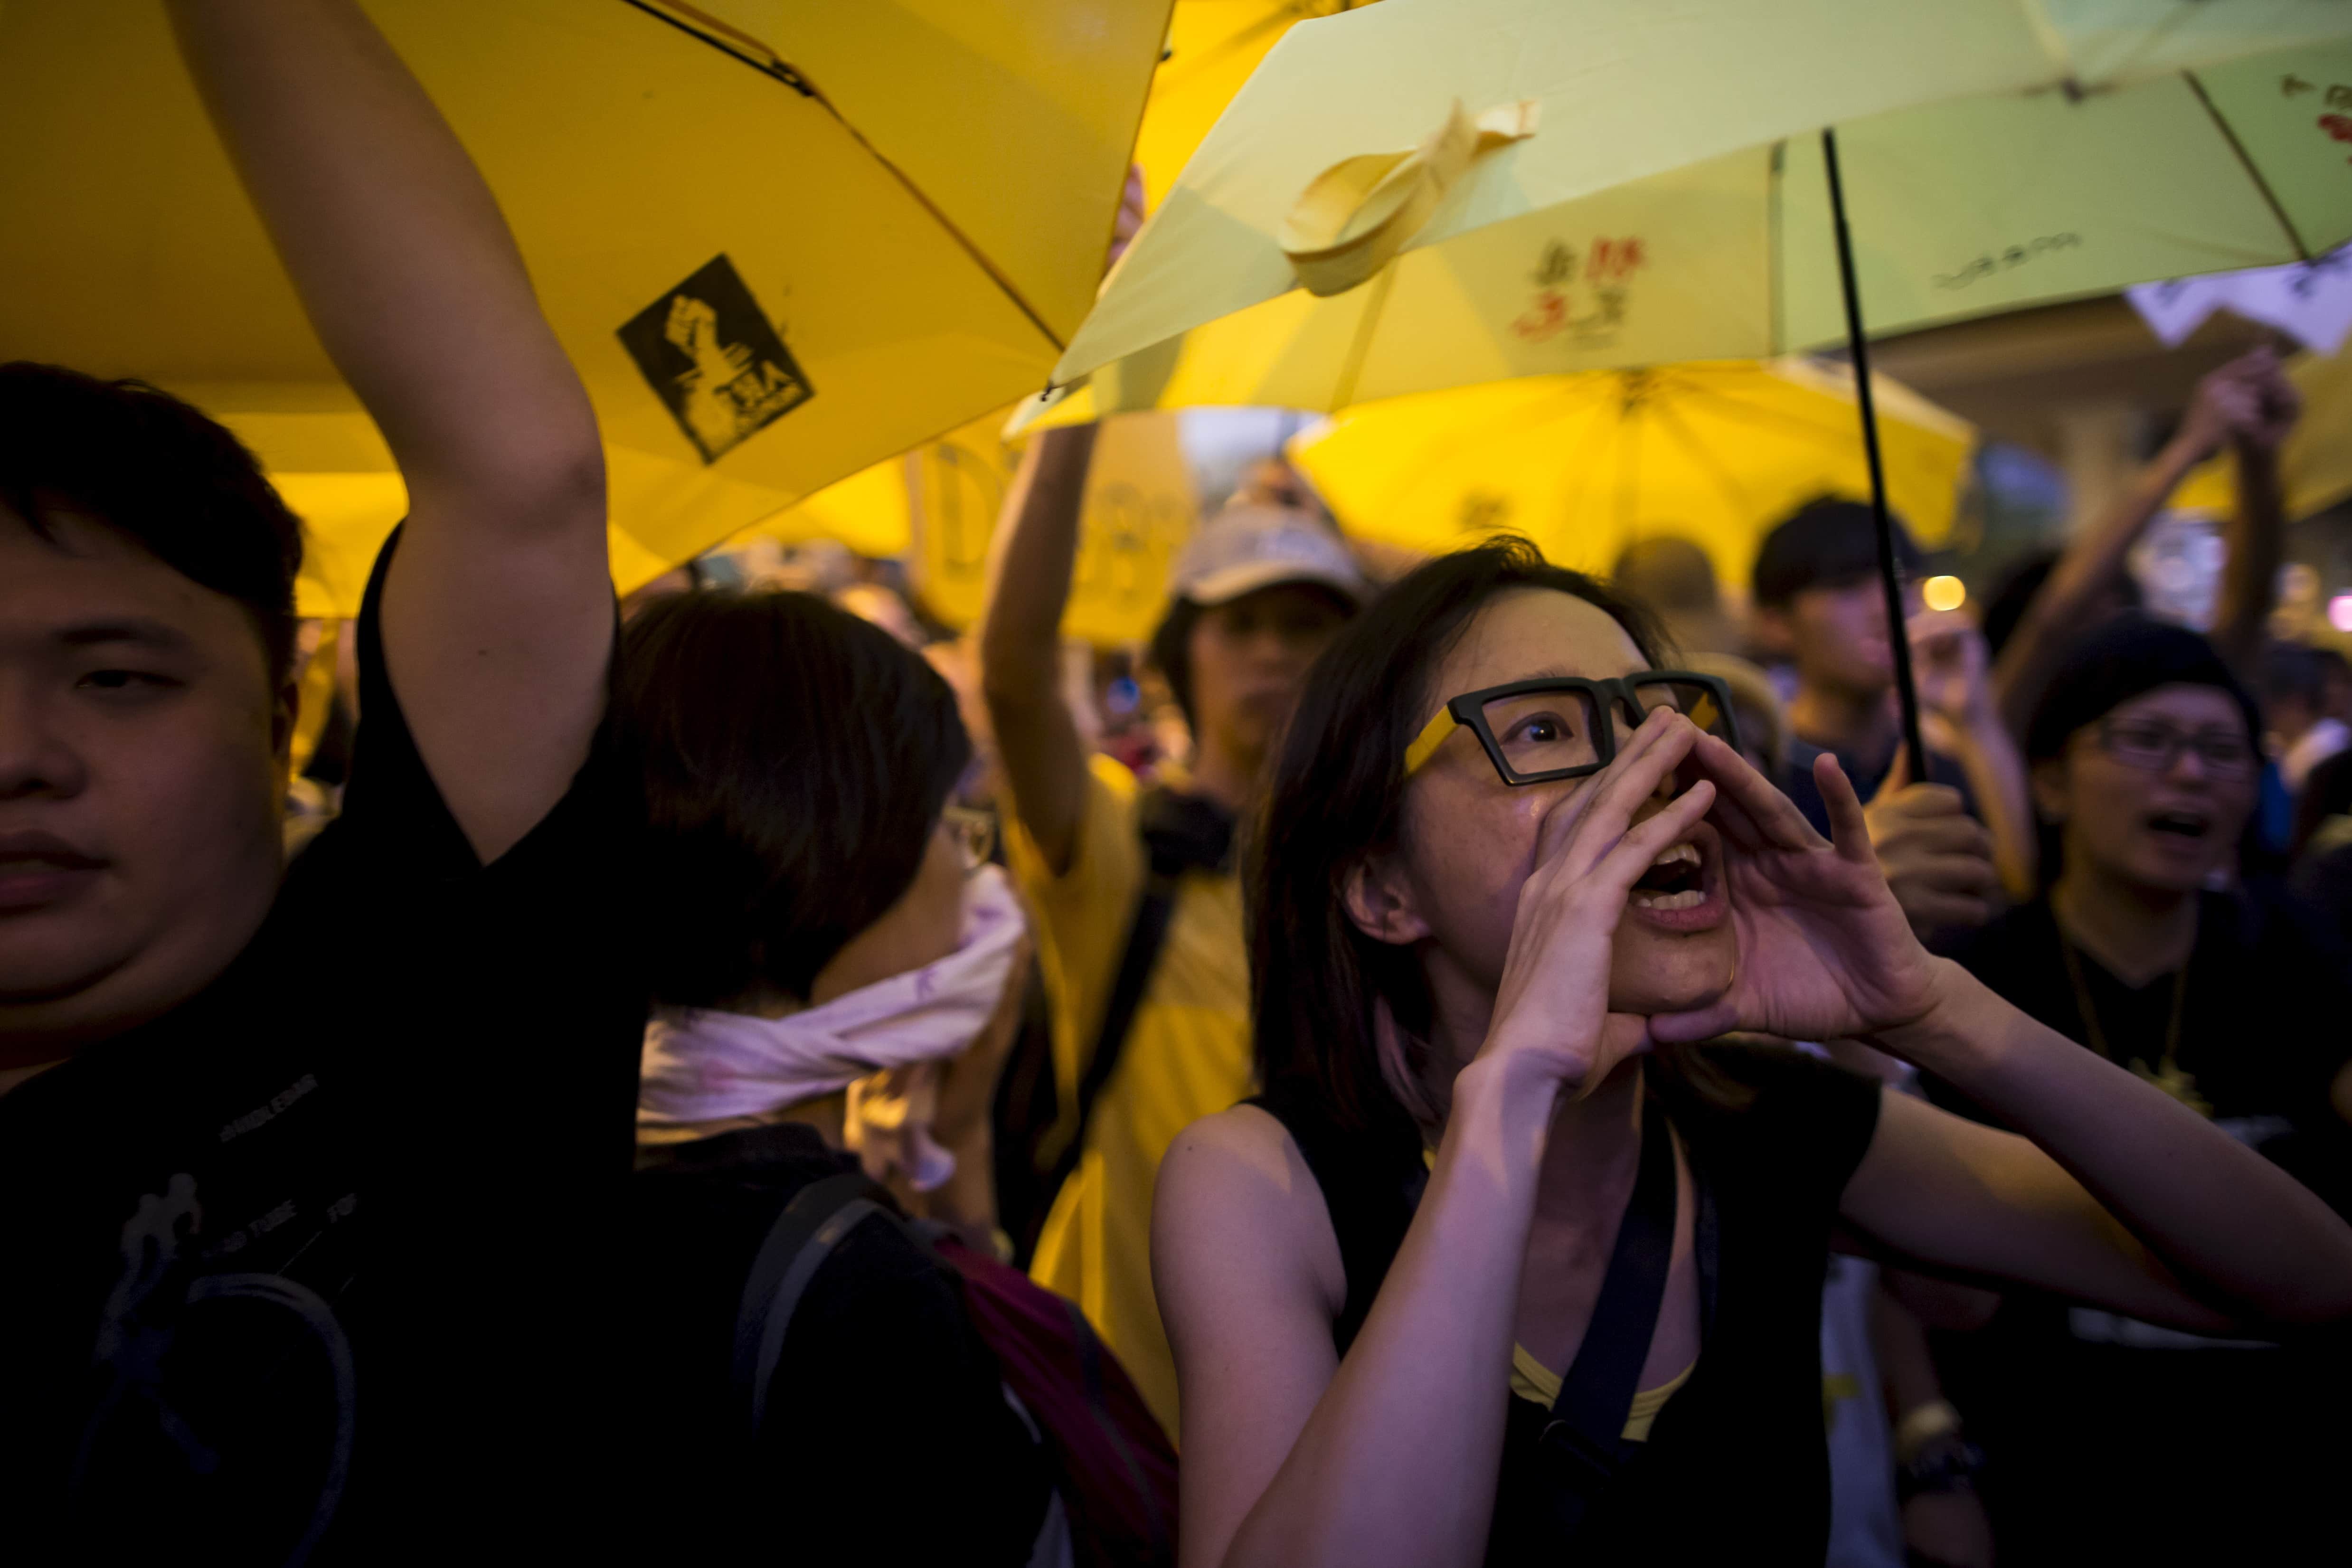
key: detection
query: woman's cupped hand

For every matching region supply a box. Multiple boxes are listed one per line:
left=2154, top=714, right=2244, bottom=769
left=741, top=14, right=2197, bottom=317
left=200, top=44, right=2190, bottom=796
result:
left=1649, top=737, right=1948, bottom=1048
left=1476, top=709, right=1717, bottom=1099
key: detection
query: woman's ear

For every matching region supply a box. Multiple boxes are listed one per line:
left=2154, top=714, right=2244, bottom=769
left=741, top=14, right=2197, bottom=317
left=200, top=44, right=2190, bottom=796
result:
left=1342, top=852, right=1432, bottom=946
left=2030, top=756, right=2071, bottom=824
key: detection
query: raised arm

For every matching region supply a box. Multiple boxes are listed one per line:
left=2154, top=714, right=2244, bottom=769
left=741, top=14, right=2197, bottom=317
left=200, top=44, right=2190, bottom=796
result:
left=171, top=0, right=611, bottom=862
left=1842, top=973, right=2352, bottom=1332
left=1992, top=357, right=2256, bottom=739
left=978, top=424, right=1100, bottom=873
left=1912, top=608, right=2035, bottom=899
left=2210, top=348, right=2300, bottom=679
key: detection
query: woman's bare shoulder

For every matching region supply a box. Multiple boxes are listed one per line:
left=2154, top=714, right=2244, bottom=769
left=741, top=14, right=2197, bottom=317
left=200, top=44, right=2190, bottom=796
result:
left=1156, top=1103, right=1346, bottom=1314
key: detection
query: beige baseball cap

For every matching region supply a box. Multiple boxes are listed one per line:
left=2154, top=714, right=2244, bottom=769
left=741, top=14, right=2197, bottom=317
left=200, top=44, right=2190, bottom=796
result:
left=1170, top=502, right=1370, bottom=609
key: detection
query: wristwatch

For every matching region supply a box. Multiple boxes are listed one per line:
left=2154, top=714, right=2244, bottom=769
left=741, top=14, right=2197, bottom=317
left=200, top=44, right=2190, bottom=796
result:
left=1896, top=1428, right=1986, bottom=1502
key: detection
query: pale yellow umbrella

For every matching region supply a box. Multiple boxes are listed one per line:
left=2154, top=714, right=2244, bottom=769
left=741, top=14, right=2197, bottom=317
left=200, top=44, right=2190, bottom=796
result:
left=1044, top=0, right=2352, bottom=407
left=0, top=0, right=1171, bottom=614
left=1289, top=358, right=1975, bottom=589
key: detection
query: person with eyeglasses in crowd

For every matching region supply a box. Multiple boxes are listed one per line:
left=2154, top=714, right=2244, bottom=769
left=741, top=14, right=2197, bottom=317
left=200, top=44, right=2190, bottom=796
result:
left=1151, top=543, right=2352, bottom=1568
left=1920, top=614, right=2352, bottom=1568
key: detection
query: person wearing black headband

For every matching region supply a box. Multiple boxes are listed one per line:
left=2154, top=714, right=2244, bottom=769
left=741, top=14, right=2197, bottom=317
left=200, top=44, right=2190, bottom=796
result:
left=1924, top=614, right=2352, bottom=1567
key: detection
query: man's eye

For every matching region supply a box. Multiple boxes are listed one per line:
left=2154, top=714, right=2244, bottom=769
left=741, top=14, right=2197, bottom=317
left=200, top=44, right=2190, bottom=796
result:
left=76, top=669, right=177, bottom=693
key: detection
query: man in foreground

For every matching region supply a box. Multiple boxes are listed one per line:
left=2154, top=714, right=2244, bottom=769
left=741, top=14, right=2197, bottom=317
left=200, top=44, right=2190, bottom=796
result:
left=0, top=0, right=635, bottom=1555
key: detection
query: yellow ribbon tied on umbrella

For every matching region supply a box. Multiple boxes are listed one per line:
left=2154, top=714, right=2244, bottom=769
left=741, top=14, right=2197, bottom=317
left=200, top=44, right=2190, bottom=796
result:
left=1279, top=99, right=1539, bottom=297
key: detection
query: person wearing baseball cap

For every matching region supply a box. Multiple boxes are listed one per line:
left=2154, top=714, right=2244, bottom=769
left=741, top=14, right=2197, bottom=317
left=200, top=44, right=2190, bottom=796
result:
left=979, top=426, right=1367, bottom=1436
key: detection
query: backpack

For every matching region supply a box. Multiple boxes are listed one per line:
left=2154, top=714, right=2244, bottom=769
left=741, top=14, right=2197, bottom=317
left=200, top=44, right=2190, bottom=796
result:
left=737, top=1172, right=1178, bottom=1568
left=995, top=787, right=1235, bottom=1258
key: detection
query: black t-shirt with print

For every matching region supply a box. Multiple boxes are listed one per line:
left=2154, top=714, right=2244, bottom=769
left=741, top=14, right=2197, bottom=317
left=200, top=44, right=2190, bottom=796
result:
left=621, top=1124, right=1052, bottom=1563
left=1252, top=1043, right=1883, bottom=1566
left=0, top=534, right=646, bottom=1563
left=1931, top=888, right=2352, bottom=1199
left=1920, top=888, right=2352, bottom=1567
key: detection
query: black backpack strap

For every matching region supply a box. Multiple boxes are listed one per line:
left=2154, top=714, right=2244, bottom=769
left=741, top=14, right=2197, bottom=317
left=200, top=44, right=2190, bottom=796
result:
left=1537, top=1086, right=1680, bottom=1527
left=732, top=1171, right=895, bottom=1434
left=1043, top=788, right=1234, bottom=1199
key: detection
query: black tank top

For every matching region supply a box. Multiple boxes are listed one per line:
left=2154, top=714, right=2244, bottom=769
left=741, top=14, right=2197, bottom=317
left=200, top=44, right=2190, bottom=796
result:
left=1248, top=1043, right=1881, bottom=1566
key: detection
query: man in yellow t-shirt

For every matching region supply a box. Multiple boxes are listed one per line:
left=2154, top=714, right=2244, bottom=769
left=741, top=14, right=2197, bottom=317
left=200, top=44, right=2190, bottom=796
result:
left=980, top=428, right=1364, bottom=1436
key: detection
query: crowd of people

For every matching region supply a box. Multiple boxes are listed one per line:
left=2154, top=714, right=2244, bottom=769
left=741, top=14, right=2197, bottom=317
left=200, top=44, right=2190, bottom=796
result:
left=5, top=4, right=2351, bottom=1566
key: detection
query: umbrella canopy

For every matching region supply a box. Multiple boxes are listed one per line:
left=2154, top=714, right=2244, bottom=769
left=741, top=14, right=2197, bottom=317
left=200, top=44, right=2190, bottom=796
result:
left=0, top=0, right=1170, bottom=614
left=1287, top=359, right=1975, bottom=589
left=1039, top=0, right=2352, bottom=419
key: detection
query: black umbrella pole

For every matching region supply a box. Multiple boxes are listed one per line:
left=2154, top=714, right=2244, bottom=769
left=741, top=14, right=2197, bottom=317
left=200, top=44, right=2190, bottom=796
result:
left=1820, top=126, right=1928, bottom=786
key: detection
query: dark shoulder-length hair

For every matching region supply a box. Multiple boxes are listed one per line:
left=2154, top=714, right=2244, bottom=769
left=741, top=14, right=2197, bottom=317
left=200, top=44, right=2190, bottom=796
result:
left=620, top=588, right=971, bottom=1010
left=1248, top=537, right=1673, bottom=1135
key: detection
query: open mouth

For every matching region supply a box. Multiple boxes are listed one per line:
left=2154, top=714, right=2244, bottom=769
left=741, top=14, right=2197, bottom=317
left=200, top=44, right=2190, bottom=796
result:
left=2146, top=810, right=2212, bottom=841
left=1630, top=841, right=1705, bottom=910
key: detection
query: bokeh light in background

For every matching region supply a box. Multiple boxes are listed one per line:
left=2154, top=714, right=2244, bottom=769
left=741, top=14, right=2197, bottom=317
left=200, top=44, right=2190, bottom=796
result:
left=2330, top=593, right=2352, bottom=634
left=1922, top=574, right=1967, bottom=613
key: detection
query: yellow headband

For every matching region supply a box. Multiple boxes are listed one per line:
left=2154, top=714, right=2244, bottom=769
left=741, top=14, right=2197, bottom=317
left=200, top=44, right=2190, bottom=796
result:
left=1403, top=706, right=1458, bottom=777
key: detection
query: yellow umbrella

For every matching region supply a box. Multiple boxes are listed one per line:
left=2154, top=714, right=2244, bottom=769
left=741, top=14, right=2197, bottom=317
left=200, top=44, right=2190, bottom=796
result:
left=730, top=405, right=1200, bottom=643
left=1046, top=0, right=2352, bottom=403
left=2274, top=344, right=2352, bottom=519
left=1289, top=359, right=1974, bottom=589
left=0, top=0, right=1171, bottom=614
left=1134, top=3, right=1375, bottom=206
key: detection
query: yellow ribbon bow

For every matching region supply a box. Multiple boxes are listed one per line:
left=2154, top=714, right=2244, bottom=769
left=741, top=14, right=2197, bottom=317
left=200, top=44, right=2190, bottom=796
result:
left=1279, top=98, right=1540, bottom=297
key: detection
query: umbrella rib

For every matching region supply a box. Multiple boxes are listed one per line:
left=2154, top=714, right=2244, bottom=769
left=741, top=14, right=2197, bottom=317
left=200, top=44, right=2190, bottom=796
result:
left=1156, top=3, right=1323, bottom=91
left=1648, top=397, right=1759, bottom=521
left=2183, top=70, right=2311, bottom=263
left=619, top=0, right=816, bottom=93
left=1329, top=265, right=1398, bottom=409
left=618, top=0, right=1072, bottom=353
left=1669, top=377, right=1851, bottom=441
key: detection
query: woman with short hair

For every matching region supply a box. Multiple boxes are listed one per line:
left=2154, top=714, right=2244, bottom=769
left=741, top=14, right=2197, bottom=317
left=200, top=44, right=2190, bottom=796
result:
left=1152, top=540, right=2352, bottom=1568
left=613, top=587, right=1052, bottom=1563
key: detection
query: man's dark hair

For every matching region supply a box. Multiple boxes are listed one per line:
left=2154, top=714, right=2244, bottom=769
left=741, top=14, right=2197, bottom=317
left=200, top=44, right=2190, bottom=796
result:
left=2027, top=615, right=2260, bottom=764
left=1248, top=537, right=1676, bottom=1136
left=1750, top=497, right=1920, bottom=610
left=619, top=589, right=971, bottom=1009
left=0, top=362, right=303, bottom=682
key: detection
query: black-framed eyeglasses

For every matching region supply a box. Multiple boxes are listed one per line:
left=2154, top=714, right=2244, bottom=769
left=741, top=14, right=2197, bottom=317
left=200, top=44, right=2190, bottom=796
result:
left=2094, top=718, right=2256, bottom=781
left=1403, top=671, right=1741, bottom=786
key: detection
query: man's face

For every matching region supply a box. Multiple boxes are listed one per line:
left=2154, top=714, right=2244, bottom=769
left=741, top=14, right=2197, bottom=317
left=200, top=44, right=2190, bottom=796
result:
left=1186, top=583, right=1351, bottom=765
left=1785, top=576, right=1908, bottom=700
left=0, top=508, right=290, bottom=1063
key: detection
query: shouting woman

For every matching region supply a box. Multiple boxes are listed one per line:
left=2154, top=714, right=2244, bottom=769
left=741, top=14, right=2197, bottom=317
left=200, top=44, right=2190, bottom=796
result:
left=1151, top=540, right=2352, bottom=1568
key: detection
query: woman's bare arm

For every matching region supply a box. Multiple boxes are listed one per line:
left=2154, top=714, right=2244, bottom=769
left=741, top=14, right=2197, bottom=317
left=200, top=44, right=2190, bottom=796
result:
left=1156, top=1070, right=1549, bottom=1568
left=1842, top=966, right=2352, bottom=1331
